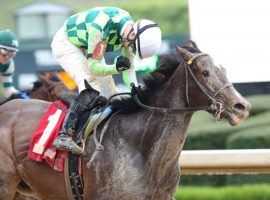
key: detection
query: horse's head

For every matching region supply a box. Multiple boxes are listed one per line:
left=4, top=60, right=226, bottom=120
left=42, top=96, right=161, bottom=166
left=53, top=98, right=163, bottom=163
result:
left=38, top=72, right=76, bottom=104
left=176, top=41, right=251, bottom=125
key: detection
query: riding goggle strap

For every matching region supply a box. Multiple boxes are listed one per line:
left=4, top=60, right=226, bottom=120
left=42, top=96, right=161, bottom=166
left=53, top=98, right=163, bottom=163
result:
left=120, top=27, right=134, bottom=42
left=0, top=48, right=17, bottom=57
left=120, top=27, right=137, bottom=54
left=135, top=21, right=159, bottom=59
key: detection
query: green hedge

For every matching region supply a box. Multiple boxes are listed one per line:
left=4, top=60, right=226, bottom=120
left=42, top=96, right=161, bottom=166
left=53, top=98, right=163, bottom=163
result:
left=181, top=174, right=270, bottom=187
left=184, top=111, right=270, bottom=150
left=180, top=175, right=227, bottom=187
left=174, top=184, right=270, bottom=200
left=226, top=125, right=270, bottom=149
left=227, top=174, right=270, bottom=185
left=246, top=95, right=270, bottom=116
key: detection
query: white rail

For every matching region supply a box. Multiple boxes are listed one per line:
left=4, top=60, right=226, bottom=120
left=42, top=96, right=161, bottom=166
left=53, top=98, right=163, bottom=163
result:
left=179, top=149, right=270, bottom=175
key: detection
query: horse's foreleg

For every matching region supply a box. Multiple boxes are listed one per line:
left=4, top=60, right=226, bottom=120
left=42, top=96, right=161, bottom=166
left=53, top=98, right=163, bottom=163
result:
left=0, top=153, right=19, bottom=200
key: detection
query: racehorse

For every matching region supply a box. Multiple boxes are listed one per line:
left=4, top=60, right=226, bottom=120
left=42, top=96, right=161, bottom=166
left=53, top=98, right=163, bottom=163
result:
left=28, top=72, right=75, bottom=104
left=0, top=42, right=250, bottom=199
left=0, top=72, right=75, bottom=106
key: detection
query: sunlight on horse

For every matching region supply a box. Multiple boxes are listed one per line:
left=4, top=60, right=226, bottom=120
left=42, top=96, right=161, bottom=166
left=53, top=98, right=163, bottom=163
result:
left=0, top=42, right=250, bottom=199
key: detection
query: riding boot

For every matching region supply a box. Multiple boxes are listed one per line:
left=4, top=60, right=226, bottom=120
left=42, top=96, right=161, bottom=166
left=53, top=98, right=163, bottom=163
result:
left=53, top=83, right=101, bottom=154
left=53, top=100, right=85, bottom=155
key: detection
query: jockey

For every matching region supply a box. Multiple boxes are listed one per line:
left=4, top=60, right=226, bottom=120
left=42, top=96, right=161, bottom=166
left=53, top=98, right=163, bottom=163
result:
left=0, top=29, right=29, bottom=102
left=51, top=7, right=162, bottom=154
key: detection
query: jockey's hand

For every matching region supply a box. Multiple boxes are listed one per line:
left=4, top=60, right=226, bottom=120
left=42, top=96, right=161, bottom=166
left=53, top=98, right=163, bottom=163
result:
left=116, top=55, right=131, bottom=72
left=131, top=83, right=142, bottom=96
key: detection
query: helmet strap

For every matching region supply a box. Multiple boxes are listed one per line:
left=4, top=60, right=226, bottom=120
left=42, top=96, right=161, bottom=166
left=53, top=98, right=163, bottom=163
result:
left=120, top=26, right=137, bottom=54
left=135, top=20, right=159, bottom=59
left=120, top=26, right=134, bottom=42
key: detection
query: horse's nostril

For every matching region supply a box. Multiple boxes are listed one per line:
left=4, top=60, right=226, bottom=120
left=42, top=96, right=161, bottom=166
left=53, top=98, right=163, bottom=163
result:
left=234, top=103, right=246, bottom=111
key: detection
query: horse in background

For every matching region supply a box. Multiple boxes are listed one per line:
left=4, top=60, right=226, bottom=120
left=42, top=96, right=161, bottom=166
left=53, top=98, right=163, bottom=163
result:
left=9, top=72, right=76, bottom=200
left=0, top=72, right=76, bottom=106
left=0, top=41, right=251, bottom=199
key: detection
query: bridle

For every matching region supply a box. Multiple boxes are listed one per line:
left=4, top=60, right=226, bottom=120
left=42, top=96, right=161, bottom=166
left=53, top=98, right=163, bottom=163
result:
left=183, top=53, right=232, bottom=119
left=131, top=52, right=233, bottom=119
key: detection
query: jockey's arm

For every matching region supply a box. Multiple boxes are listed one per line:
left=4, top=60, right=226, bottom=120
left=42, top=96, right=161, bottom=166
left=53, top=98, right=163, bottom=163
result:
left=87, top=27, right=118, bottom=76
left=1, top=60, right=18, bottom=98
left=86, top=26, right=138, bottom=90
left=121, top=47, right=138, bottom=90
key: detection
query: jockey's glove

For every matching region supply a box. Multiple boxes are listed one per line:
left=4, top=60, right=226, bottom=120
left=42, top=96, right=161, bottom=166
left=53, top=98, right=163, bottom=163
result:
left=116, top=55, right=131, bottom=72
left=131, top=83, right=142, bottom=96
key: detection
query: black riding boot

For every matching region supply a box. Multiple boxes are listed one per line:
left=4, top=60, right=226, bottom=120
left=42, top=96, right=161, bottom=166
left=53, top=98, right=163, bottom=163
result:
left=53, top=82, right=101, bottom=154
left=53, top=100, right=85, bottom=154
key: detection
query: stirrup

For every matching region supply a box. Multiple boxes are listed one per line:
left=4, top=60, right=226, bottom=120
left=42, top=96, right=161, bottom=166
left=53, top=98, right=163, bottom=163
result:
left=53, top=135, right=85, bottom=155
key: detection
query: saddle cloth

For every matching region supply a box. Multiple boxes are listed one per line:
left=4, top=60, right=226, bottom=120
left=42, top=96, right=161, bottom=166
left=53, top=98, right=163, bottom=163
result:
left=28, top=100, right=68, bottom=172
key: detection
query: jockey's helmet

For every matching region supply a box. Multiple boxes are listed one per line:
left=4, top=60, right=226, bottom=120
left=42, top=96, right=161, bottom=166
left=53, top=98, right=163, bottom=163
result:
left=132, top=19, right=162, bottom=59
left=0, top=29, right=19, bottom=52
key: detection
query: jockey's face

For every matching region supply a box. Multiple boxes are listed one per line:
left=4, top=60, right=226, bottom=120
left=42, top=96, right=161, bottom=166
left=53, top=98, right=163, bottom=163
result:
left=0, top=54, right=12, bottom=64
left=121, top=24, right=136, bottom=48
left=0, top=48, right=16, bottom=64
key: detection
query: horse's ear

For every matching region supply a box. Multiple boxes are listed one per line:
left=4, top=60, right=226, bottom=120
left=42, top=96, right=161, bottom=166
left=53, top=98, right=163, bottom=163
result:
left=39, top=74, right=47, bottom=82
left=184, top=40, right=198, bottom=49
left=84, top=79, right=94, bottom=90
left=176, top=46, right=193, bottom=61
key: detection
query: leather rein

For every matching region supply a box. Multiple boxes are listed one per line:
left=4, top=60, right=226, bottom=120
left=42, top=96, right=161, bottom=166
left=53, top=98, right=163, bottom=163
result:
left=131, top=53, right=232, bottom=119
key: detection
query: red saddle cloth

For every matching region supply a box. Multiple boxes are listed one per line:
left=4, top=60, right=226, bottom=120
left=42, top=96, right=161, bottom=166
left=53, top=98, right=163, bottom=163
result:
left=28, top=100, right=68, bottom=172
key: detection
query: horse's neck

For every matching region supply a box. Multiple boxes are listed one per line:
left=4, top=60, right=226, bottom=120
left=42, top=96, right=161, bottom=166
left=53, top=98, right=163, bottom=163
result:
left=29, top=88, right=50, bottom=101
left=128, top=65, right=193, bottom=177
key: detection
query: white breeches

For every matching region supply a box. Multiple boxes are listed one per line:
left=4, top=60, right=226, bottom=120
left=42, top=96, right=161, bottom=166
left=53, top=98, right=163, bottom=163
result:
left=51, top=26, right=119, bottom=98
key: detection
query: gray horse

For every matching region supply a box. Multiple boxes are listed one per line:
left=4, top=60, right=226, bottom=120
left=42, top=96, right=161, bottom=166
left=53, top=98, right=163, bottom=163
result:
left=0, top=42, right=250, bottom=199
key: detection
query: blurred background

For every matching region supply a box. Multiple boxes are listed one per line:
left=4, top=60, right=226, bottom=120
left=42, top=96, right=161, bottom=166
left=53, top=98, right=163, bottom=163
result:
left=1, top=0, right=270, bottom=199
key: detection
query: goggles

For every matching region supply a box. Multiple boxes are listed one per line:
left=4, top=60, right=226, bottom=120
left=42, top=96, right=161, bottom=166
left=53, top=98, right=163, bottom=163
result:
left=120, top=27, right=137, bottom=54
left=120, top=21, right=159, bottom=58
left=0, top=48, right=17, bottom=57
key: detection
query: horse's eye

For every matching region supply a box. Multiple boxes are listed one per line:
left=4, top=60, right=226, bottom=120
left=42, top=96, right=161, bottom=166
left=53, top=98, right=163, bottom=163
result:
left=202, top=70, right=209, bottom=77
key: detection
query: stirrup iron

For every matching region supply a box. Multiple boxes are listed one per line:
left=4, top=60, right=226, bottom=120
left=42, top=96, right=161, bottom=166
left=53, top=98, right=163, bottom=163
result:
left=53, top=136, right=85, bottom=155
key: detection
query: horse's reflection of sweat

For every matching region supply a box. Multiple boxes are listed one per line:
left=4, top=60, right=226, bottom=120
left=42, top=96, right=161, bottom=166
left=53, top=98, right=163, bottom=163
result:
left=0, top=41, right=251, bottom=200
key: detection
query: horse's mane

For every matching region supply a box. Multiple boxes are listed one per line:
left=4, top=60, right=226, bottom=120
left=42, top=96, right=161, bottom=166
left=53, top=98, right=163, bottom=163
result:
left=111, top=41, right=202, bottom=114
